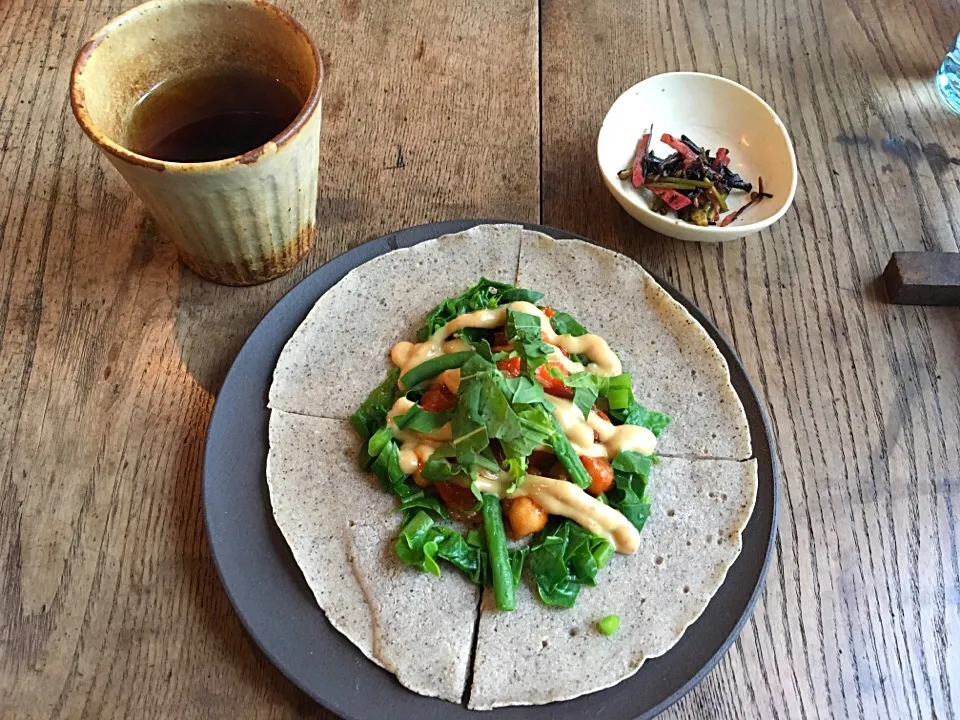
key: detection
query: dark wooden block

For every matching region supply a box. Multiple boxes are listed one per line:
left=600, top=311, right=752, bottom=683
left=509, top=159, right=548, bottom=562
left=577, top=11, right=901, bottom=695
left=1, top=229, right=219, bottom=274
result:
left=883, top=252, right=960, bottom=306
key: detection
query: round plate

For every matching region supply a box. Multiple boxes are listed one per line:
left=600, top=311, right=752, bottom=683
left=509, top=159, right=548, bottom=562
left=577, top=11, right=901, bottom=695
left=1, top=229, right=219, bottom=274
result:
left=203, top=220, right=778, bottom=720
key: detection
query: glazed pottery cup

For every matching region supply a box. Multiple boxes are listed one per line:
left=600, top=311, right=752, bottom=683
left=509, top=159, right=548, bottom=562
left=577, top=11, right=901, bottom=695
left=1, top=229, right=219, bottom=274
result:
left=70, top=0, right=323, bottom=285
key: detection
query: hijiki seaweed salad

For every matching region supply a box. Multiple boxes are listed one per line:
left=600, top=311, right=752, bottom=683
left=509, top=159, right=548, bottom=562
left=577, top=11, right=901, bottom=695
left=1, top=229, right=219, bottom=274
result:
left=350, top=278, right=671, bottom=612
left=618, top=130, right=774, bottom=226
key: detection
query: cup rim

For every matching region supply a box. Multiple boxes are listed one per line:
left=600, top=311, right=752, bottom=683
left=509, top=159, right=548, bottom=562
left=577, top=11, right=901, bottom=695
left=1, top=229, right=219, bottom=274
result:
left=69, top=0, right=324, bottom=172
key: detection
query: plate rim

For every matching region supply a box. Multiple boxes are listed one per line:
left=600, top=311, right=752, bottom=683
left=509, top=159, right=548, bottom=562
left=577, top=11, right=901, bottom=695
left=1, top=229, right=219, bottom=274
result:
left=202, top=219, right=779, bottom=720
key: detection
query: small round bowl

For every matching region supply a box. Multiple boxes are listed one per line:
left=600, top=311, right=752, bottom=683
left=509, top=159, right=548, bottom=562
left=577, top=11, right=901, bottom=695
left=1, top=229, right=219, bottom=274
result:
left=597, top=72, right=797, bottom=242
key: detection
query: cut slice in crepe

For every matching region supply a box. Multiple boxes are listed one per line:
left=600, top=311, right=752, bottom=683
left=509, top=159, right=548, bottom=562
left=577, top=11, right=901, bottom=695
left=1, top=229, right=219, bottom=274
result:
left=516, top=230, right=751, bottom=460
left=468, top=457, right=758, bottom=709
left=266, top=411, right=479, bottom=702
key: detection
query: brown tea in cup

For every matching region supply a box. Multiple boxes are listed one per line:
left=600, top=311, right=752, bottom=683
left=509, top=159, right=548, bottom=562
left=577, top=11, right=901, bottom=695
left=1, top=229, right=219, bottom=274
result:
left=126, top=67, right=303, bottom=163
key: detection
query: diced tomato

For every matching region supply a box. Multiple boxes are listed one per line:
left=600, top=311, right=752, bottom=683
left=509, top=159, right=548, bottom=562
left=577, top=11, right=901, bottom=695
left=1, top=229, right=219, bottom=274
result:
left=545, top=461, right=569, bottom=481
left=631, top=132, right=651, bottom=188
left=712, top=147, right=730, bottom=170
left=661, top=133, right=697, bottom=164
left=435, top=482, right=478, bottom=512
left=496, top=356, right=521, bottom=378
left=492, top=329, right=513, bottom=351
left=542, top=305, right=556, bottom=319
left=534, top=362, right=574, bottom=399
left=527, top=449, right=556, bottom=475
left=420, top=385, right=457, bottom=412
left=652, top=187, right=693, bottom=211
left=580, top=456, right=614, bottom=495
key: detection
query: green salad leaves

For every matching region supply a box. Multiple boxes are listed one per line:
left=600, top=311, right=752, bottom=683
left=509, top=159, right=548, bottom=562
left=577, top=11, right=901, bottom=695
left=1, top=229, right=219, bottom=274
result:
left=528, top=518, right=615, bottom=607
left=349, top=279, right=672, bottom=611
left=608, top=450, right=655, bottom=534
left=416, top=277, right=543, bottom=341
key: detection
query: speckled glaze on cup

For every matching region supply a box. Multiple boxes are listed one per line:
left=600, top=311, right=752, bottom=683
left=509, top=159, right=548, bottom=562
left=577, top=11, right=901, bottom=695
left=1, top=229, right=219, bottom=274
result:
left=70, top=0, right=323, bottom=286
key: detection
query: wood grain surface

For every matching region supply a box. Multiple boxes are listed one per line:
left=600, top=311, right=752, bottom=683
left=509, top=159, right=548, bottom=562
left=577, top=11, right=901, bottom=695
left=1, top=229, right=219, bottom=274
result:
left=542, top=2, right=960, bottom=719
left=0, top=0, right=957, bottom=717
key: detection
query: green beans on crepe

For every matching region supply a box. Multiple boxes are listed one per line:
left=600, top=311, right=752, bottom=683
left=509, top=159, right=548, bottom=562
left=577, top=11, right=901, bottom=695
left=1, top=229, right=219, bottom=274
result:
left=399, top=351, right=474, bottom=390
left=547, top=416, right=591, bottom=489
left=482, top=494, right=515, bottom=611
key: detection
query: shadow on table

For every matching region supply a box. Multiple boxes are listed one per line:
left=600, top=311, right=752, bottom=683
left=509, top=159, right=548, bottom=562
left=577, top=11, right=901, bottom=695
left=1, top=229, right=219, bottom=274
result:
left=169, top=189, right=374, bottom=395
left=170, top=392, right=333, bottom=716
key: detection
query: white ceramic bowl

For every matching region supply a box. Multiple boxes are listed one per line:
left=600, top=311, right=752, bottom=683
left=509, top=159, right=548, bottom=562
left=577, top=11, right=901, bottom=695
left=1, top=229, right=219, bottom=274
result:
left=597, top=72, right=797, bottom=242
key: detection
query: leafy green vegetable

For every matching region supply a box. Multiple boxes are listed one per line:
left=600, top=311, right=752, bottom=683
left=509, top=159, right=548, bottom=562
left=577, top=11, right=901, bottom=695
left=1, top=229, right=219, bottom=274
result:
left=399, top=489, right=449, bottom=520
left=368, top=435, right=411, bottom=497
left=367, top=425, right=393, bottom=458
left=500, top=405, right=555, bottom=459
left=611, top=450, right=653, bottom=475
left=618, top=402, right=672, bottom=437
left=571, top=387, right=597, bottom=419
left=597, top=615, right=620, bottom=635
left=564, top=371, right=608, bottom=419
left=482, top=494, right=516, bottom=611
left=505, top=309, right=553, bottom=370
left=421, top=445, right=498, bottom=486
left=497, top=374, right=547, bottom=405
left=350, top=367, right=401, bottom=442
left=606, top=450, right=653, bottom=533
left=503, top=456, right=527, bottom=493
left=452, top=353, right=544, bottom=469
left=436, top=531, right=486, bottom=583
left=420, top=452, right=459, bottom=482
left=564, top=371, right=609, bottom=392
left=601, top=374, right=672, bottom=436
left=549, top=311, right=588, bottom=337
left=399, top=350, right=474, bottom=390
left=473, top=338, right=496, bottom=362
left=547, top=416, right=591, bottom=489
left=416, top=278, right=544, bottom=341
left=392, top=404, right=453, bottom=433
left=395, top=511, right=489, bottom=583
left=509, top=546, right=529, bottom=586
left=528, top=519, right=614, bottom=608
left=395, top=511, right=441, bottom=574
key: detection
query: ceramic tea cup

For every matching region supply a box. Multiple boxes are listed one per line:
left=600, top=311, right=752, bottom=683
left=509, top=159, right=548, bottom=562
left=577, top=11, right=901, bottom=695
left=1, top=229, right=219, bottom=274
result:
left=70, top=0, right=324, bottom=285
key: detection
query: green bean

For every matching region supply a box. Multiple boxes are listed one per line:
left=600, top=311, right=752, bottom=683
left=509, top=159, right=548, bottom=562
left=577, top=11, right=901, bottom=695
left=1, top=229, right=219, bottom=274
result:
left=482, top=494, right=515, bottom=611
left=399, top=351, right=474, bottom=390
left=548, top=416, right=591, bottom=489
left=709, top=184, right=728, bottom=213
left=644, top=178, right=714, bottom=190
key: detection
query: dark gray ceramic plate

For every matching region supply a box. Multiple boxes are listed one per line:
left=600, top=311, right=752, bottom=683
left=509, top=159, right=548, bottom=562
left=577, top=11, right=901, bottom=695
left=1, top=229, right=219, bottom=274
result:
left=203, top=220, right=778, bottom=720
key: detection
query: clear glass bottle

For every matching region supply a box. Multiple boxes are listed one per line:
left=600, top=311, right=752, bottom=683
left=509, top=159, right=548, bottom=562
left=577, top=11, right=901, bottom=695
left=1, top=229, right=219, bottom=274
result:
left=937, top=32, right=960, bottom=114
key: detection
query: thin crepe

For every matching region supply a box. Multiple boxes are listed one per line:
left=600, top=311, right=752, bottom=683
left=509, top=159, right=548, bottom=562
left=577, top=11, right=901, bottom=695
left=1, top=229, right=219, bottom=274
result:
left=266, top=410, right=479, bottom=702
left=468, top=456, right=758, bottom=709
left=266, top=223, right=759, bottom=707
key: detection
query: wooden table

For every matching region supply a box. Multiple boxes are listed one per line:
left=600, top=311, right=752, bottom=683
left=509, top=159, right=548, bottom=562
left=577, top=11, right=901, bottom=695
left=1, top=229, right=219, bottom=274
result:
left=2, top=0, right=958, bottom=717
